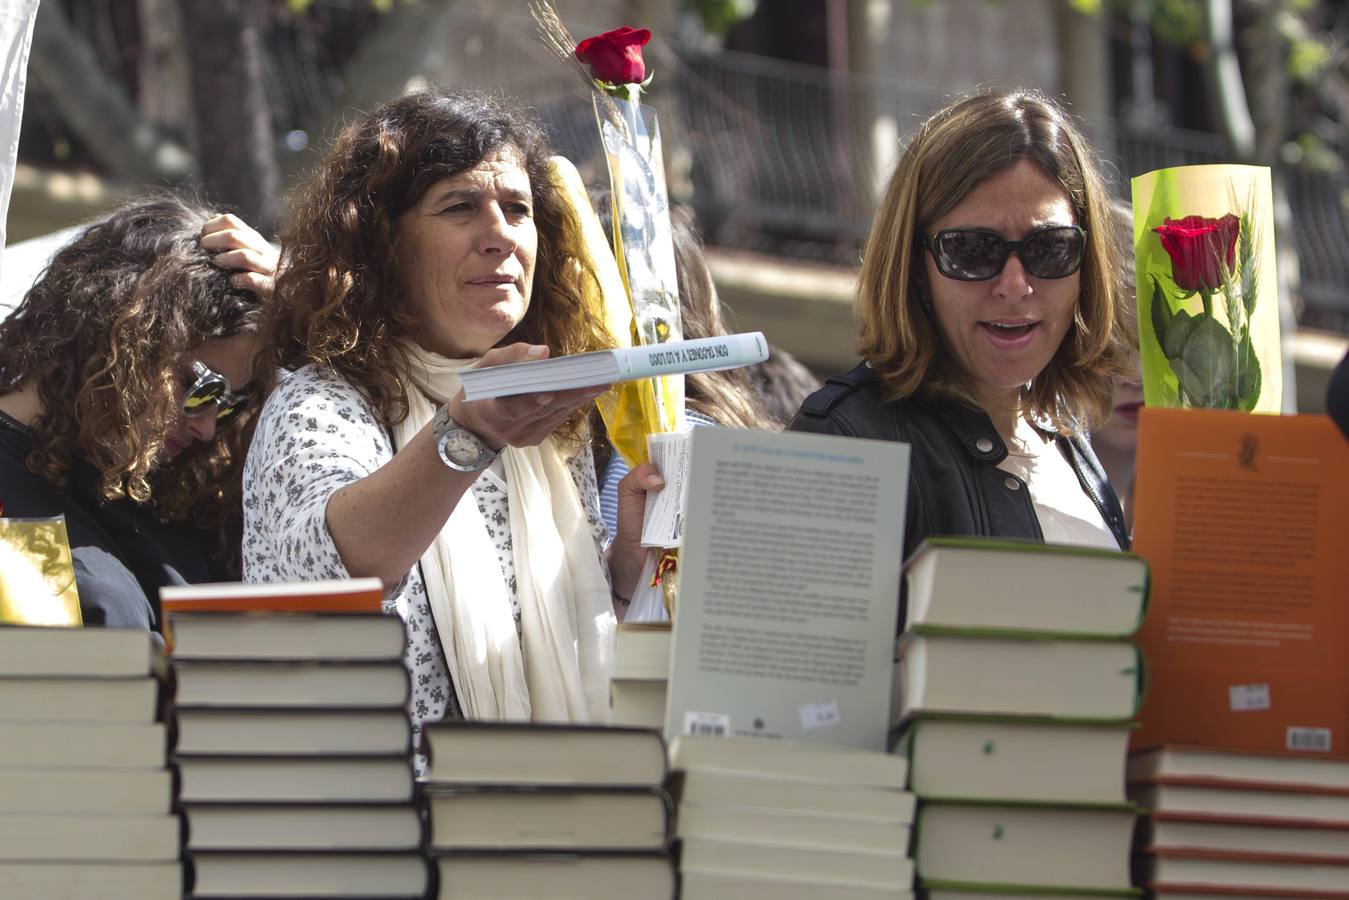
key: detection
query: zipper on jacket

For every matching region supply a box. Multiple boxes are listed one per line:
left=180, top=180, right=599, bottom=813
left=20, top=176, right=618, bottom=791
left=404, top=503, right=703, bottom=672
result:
left=1059, top=438, right=1128, bottom=549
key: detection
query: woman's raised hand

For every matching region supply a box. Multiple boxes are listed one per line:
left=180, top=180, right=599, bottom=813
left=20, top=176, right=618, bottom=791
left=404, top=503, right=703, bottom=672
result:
left=200, top=213, right=280, bottom=299
left=448, top=343, right=609, bottom=449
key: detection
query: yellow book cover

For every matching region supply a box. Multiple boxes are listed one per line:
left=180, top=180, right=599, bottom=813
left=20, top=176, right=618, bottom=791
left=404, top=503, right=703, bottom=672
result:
left=0, top=516, right=81, bottom=626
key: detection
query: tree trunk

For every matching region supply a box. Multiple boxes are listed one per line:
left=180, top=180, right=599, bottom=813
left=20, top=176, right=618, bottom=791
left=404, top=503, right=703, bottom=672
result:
left=27, top=0, right=194, bottom=184
left=176, top=0, right=280, bottom=234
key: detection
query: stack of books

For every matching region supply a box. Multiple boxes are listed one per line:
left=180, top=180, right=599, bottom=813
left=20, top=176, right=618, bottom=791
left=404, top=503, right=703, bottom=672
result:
left=610, top=621, right=671, bottom=728
left=162, top=579, right=428, bottom=899
left=1129, top=744, right=1349, bottom=898
left=420, top=722, right=676, bottom=899
left=0, top=625, right=182, bottom=900
left=669, top=735, right=916, bottom=899
left=893, top=538, right=1149, bottom=899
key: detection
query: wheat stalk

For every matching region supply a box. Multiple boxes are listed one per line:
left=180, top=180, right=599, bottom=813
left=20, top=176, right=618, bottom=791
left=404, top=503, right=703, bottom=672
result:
left=528, top=1, right=625, bottom=136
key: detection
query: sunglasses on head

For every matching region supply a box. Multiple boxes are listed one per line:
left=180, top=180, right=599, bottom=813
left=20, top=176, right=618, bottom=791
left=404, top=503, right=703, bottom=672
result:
left=919, top=224, right=1087, bottom=282
left=182, top=360, right=248, bottom=424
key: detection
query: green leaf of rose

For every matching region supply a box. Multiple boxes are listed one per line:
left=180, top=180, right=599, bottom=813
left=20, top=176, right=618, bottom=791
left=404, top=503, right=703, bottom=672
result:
left=1161, top=308, right=1199, bottom=360
left=1179, top=315, right=1238, bottom=409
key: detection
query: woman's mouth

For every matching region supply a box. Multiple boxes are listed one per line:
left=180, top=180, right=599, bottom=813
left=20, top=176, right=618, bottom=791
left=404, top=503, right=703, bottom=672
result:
left=980, top=320, right=1038, bottom=348
left=162, top=437, right=187, bottom=459
left=1113, top=401, right=1142, bottom=423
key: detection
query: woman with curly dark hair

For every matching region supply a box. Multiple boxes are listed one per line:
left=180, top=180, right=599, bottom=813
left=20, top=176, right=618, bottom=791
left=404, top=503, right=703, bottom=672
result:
left=244, top=89, right=661, bottom=730
left=0, top=195, right=278, bottom=627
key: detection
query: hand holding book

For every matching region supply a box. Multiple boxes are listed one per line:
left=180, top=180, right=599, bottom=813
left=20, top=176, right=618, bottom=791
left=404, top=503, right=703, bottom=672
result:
left=446, top=342, right=612, bottom=451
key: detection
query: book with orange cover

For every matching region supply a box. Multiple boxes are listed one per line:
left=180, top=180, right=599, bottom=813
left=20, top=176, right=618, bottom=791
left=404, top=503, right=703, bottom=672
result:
left=160, top=578, right=385, bottom=614
left=1130, top=408, right=1349, bottom=758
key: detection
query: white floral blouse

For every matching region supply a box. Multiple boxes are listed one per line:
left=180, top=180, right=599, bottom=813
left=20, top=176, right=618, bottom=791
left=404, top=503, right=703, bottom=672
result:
left=241, top=364, right=609, bottom=731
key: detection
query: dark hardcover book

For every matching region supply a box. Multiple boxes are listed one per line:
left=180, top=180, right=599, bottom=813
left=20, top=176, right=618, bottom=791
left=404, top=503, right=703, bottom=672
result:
left=426, top=785, right=671, bottom=852
left=172, top=707, right=412, bottom=757
left=187, top=851, right=429, bottom=899
left=0, top=674, right=161, bottom=722
left=166, top=611, right=404, bottom=662
left=0, top=767, right=173, bottom=814
left=433, top=851, right=675, bottom=900
left=422, top=721, right=666, bottom=787
left=0, top=625, right=162, bottom=677
left=175, top=755, right=415, bottom=804
left=183, top=803, right=424, bottom=852
left=171, top=659, right=409, bottom=709
left=0, top=721, right=166, bottom=768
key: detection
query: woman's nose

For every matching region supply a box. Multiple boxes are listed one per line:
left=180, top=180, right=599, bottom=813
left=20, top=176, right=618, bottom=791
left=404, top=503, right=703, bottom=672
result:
left=478, top=206, right=517, bottom=255
left=186, top=411, right=218, bottom=444
left=992, top=251, right=1034, bottom=301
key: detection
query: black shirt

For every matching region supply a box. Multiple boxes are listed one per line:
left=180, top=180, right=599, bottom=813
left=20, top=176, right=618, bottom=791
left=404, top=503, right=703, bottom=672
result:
left=0, top=410, right=216, bottom=629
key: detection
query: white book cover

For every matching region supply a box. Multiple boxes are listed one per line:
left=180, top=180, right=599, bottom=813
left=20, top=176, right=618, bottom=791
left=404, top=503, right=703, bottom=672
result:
left=458, top=332, right=769, bottom=400
left=664, top=427, right=909, bottom=750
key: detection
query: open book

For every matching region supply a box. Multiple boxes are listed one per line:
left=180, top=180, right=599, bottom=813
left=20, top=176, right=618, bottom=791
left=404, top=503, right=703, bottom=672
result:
left=458, top=332, right=769, bottom=401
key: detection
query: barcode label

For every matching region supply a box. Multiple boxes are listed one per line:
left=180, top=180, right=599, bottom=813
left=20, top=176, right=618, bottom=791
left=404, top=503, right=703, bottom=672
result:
left=1287, top=727, right=1332, bottom=752
left=1228, top=683, right=1270, bottom=711
left=683, top=711, right=730, bottom=737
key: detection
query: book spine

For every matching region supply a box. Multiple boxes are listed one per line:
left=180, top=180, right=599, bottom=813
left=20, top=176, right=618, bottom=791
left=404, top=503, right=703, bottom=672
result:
left=613, top=332, right=767, bottom=380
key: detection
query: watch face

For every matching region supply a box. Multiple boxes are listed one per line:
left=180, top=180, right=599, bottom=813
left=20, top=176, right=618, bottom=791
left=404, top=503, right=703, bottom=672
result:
left=444, top=431, right=484, bottom=466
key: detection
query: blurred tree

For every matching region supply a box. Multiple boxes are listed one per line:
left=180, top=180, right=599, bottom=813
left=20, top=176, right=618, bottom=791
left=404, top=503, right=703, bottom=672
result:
left=177, top=0, right=281, bottom=233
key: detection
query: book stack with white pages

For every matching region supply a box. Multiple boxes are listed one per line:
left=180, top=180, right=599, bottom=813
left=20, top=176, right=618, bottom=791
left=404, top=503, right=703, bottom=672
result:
left=0, top=625, right=182, bottom=900
left=162, top=578, right=428, bottom=900
left=893, top=537, right=1150, bottom=900
left=420, top=722, right=676, bottom=900
left=609, top=621, right=671, bottom=729
left=1128, top=745, right=1349, bottom=898
left=668, top=735, right=916, bottom=900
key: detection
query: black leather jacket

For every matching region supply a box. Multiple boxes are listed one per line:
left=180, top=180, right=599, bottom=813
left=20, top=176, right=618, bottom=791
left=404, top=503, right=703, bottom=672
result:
left=789, top=363, right=1130, bottom=564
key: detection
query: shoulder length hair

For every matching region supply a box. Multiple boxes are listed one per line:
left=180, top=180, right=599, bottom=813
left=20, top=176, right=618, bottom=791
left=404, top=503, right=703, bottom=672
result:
left=0, top=194, right=262, bottom=508
left=266, top=88, right=610, bottom=434
left=856, top=87, right=1133, bottom=434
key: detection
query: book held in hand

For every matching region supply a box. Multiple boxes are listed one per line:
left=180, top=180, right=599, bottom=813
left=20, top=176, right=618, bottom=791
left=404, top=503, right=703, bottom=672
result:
left=457, top=332, right=769, bottom=401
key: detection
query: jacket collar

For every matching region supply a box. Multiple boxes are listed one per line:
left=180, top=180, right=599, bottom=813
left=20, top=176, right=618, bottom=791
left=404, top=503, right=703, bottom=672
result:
left=935, top=402, right=1009, bottom=465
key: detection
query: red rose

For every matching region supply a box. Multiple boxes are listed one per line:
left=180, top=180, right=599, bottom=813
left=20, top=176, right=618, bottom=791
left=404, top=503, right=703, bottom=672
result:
left=575, top=26, right=651, bottom=85
left=1153, top=214, right=1241, bottom=294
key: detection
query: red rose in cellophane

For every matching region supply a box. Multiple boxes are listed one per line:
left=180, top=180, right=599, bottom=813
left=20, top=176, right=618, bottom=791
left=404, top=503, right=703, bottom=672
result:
left=1153, top=214, right=1240, bottom=294
left=575, top=26, right=650, bottom=85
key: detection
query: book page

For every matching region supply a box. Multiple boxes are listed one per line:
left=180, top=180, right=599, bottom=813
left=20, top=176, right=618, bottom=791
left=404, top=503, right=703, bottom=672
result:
left=664, top=428, right=909, bottom=751
left=1132, top=408, right=1349, bottom=757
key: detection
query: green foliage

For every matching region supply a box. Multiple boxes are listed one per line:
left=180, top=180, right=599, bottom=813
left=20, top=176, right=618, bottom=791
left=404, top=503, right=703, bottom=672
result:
left=687, top=0, right=758, bottom=36
left=1287, top=35, right=1330, bottom=83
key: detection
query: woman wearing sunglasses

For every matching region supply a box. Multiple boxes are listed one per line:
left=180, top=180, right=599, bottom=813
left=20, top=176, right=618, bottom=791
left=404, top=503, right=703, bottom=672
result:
left=0, top=195, right=277, bottom=628
left=792, top=88, right=1134, bottom=588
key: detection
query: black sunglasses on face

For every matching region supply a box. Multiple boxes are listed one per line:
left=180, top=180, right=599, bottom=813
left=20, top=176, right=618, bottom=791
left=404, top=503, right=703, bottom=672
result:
left=182, top=360, right=249, bottom=424
left=920, top=224, right=1087, bottom=282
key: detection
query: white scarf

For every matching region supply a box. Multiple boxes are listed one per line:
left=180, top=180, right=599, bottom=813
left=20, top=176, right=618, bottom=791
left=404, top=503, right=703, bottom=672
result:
left=393, top=345, right=615, bottom=723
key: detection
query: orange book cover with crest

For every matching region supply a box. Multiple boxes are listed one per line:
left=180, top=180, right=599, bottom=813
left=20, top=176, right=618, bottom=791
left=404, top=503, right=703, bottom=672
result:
left=1131, top=407, right=1349, bottom=758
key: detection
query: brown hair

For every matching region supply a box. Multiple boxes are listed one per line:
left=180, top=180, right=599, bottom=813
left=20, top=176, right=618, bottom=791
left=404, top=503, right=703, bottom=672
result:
left=856, top=87, right=1133, bottom=434
left=0, top=194, right=262, bottom=574
left=264, top=88, right=610, bottom=438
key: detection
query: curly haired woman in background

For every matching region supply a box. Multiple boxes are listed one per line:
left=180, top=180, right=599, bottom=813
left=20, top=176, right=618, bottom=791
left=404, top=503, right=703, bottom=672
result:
left=0, top=195, right=277, bottom=627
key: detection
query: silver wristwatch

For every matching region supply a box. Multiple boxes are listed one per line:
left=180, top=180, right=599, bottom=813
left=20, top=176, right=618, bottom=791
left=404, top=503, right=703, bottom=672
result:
left=431, top=405, right=499, bottom=472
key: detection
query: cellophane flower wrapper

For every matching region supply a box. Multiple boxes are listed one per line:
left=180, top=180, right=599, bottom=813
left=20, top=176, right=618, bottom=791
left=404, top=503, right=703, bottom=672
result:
left=0, top=516, right=82, bottom=625
left=1132, top=164, right=1282, bottom=412
left=593, top=94, right=685, bottom=470
left=592, top=93, right=687, bottom=621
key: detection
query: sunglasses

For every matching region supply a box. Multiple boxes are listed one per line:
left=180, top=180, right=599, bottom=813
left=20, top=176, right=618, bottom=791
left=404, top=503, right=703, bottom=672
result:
left=182, top=360, right=249, bottom=424
left=920, top=225, right=1087, bottom=282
